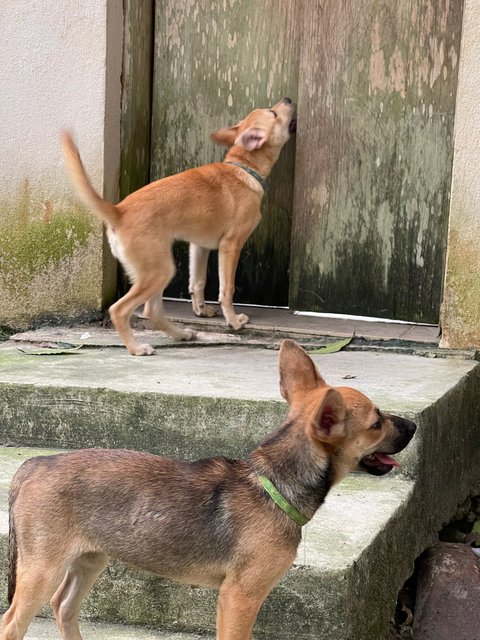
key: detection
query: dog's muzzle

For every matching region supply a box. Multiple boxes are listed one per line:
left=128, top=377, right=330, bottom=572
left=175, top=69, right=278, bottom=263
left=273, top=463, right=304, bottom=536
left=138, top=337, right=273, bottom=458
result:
left=359, top=417, right=417, bottom=476
left=280, top=97, right=297, bottom=134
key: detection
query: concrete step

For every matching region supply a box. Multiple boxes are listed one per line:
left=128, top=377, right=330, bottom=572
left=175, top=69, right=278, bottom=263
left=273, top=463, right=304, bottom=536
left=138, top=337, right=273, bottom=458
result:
left=23, top=617, right=210, bottom=639
left=0, top=337, right=474, bottom=466
left=0, top=333, right=479, bottom=640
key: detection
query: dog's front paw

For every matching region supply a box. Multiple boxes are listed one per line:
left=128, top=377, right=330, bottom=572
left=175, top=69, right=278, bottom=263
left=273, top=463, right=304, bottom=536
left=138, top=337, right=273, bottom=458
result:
left=194, top=303, right=217, bottom=318
left=130, top=343, right=156, bottom=356
left=228, top=313, right=250, bottom=330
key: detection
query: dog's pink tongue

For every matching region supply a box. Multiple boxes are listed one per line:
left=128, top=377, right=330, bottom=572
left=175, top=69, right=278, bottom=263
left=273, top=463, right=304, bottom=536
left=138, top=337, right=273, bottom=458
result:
left=375, top=453, right=400, bottom=468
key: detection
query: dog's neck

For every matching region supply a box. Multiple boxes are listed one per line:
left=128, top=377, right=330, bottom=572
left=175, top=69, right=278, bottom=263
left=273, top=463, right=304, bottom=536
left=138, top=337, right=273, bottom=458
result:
left=248, top=418, right=333, bottom=522
left=224, top=145, right=281, bottom=179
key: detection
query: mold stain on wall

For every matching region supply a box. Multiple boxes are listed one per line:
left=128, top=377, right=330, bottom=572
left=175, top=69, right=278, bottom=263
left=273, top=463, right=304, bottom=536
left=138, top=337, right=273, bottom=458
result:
left=0, top=179, right=104, bottom=324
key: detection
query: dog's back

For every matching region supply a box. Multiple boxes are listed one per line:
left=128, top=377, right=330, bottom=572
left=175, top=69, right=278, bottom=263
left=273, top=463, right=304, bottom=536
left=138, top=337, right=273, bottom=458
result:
left=8, top=450, right=259, bottom=589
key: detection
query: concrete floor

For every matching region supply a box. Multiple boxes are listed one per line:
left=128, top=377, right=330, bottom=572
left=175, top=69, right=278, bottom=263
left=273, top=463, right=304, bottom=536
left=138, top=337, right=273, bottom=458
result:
left=22, top=617, right=210, bottom=640
left=162, top=300, right=440, bottom=343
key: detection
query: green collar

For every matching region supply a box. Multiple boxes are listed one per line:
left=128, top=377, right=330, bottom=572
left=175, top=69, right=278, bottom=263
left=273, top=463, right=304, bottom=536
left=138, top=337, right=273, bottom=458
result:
left=258, top=475, right=309, bottom=527
left=224, top=161, right=267, bottom=191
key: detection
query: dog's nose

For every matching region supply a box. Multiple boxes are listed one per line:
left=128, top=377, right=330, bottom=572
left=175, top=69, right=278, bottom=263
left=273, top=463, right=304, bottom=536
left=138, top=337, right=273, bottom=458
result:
left=282, top=97, right=292, bottom=104
left=404, top=418, right=417, bottom=436
left=396, top=417, right=417, bottom=439
left=388, top=415, right=417, bottom=451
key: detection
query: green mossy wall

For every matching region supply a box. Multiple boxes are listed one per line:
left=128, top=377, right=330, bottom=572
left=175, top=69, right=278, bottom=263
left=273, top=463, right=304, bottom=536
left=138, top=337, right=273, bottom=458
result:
left=0, top=181, right=104, bottom=325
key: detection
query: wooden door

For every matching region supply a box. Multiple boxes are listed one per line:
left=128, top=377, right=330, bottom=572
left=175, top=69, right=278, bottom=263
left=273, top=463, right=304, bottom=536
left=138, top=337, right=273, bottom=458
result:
left=290, top=0, right=464, bottom=322
left=120, top=0, right=463, bottom=322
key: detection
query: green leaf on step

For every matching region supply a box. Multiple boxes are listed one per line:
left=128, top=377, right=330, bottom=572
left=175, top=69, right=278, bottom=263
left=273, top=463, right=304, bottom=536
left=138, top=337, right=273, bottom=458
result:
left=308, top=336, right=353, bottom=354
left=472, top=520, right=480, bottom=534
left=17, top=344, right=84, bottom=355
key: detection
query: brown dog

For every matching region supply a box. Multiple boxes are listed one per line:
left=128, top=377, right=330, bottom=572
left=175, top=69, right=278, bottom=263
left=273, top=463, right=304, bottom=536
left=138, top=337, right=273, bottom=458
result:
left=60, top=98, right=296, bottom=355
left=1, top=340, right=416, bottom=640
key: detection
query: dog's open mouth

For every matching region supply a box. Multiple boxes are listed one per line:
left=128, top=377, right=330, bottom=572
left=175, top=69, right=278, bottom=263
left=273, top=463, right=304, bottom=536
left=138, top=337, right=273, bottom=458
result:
left=289, top=118, right=297, bottom=134
left=359, top=452, right=400, bottom=476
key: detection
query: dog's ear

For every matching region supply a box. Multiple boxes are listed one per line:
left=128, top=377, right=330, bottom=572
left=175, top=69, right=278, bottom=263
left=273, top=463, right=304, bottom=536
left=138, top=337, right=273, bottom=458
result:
left=310, top=388, right=346, bottom=444
left=279, top=339, right=326, bottom=403
left=210, top=125, right=240, bottom=147
left=234, top=127, right=269, bottom=151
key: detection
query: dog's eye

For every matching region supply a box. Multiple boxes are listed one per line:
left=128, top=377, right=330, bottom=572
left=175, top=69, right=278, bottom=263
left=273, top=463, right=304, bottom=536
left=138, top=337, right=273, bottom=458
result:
left=370, top=421, right=382, bottom=430
left=270, top=110, right=278, bottom=118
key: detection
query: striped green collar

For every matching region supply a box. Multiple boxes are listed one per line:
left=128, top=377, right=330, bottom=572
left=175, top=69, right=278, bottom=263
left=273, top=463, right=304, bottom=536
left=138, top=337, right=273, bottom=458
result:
left=224, top=161, right=267, bottom=191
left=258, top=475, right=309, bottom=527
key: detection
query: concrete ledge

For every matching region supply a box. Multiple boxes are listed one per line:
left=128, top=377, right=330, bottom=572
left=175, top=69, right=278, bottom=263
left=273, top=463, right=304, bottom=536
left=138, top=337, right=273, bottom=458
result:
left=9, top=617, right=211, bottom=640
left=0, top=382, right=286, bottom=460
left=0, top=343, right=474, bottom=467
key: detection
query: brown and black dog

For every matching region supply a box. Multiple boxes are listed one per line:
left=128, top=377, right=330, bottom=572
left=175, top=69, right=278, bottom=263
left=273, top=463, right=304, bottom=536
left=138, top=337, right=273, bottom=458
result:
left=1, top=340, right=416, bottom=640
left=60, top=99, right=296, bottom=356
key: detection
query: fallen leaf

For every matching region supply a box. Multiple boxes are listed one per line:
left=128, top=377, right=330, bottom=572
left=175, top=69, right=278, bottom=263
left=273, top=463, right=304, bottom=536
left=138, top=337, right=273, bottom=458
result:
left=17, top=344, right=83, bottom=356
left=309, top=336, right=353, bottom=354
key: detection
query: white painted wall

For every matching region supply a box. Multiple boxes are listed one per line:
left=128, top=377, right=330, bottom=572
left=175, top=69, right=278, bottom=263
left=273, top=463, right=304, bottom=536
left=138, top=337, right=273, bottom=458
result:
left=0, top=1, right=110, bottom=199
left=441, top=0, right=480, bottom=349
left=0, top=0, right=122, bottom=322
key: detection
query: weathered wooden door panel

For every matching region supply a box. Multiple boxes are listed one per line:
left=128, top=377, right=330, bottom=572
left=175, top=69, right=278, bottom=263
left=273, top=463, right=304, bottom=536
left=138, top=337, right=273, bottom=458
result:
left=119, top=0, right=155, bottom=296
left=290, top=0, right=463, bottom=322
left=150, top=0, right=300, bottom=305
left=120, top=0, right=154, bottom=200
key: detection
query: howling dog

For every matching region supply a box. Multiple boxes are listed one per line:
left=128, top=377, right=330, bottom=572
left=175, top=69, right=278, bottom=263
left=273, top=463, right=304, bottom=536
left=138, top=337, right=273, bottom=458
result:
left=61, top=99, right=296, bottom=355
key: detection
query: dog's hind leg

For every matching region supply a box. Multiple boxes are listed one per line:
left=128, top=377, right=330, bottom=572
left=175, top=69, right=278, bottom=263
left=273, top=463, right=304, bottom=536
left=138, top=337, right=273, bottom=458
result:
left=110, top=251, right=195, bottom=353
left=1, top=563, right=66, bottom=640
left=188, top=244, right=217, bottom=317
left=109, top=280, right=166, bottom=355
left=148, top=292, right=196, bottom=341
left=51, top=552, right=108, bottom=640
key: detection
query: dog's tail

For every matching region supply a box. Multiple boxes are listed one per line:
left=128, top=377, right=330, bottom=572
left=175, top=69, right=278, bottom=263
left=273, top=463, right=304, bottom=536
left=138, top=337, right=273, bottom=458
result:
left=60, top=131, right=120, bottom=227
left=7, top=482, right=19, bottom=604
